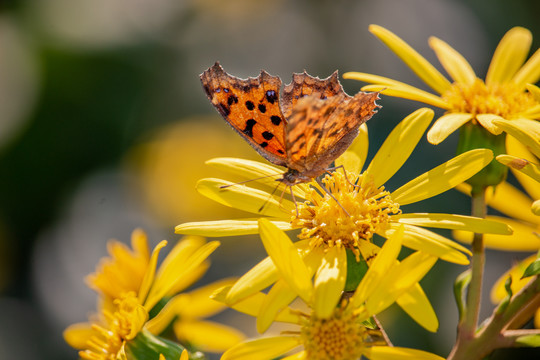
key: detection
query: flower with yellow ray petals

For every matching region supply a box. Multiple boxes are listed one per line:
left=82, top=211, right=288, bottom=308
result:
left=214, top=220, right=444, bottom=360
left=64, top=229, right=244, bottom=359
left=344, top=25, right=540, bottom=146
left=176, top=109, right=511, bottom=331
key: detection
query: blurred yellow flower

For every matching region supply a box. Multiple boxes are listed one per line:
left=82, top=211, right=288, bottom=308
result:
left=126, top=116, right=258, bottom=226
left=344, top=25, right=540, bottom=145
left=64, top=229, right=244, bottom=358
left=214, top=220, right=444, bottom=360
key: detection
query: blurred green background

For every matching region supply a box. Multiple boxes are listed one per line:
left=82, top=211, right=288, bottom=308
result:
left=0, top=0, right=538, bottom=359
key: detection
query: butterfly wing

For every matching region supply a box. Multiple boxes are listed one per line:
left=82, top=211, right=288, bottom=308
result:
left=281, top=71, right=343, bottom=119
left=285, top=91, right=380, bottom=177
left=200, top=63, right=288, bottom=167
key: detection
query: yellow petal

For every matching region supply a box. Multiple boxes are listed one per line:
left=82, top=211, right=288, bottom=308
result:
left=313, top=246, right=347, bottom=319
left=138, top=240, right=168, bottom=305
left=486, top=27, right=532, bottom=85
left=429, top=37, right=476, bottom=85
left=391, top=149, right=493, bottom=205
left=281, top=351, right=306, bottom=360
left=197, top=178, right=294, bottom=217
left=533, top=199, right=540, bottom=215
left=205, top=157, right=309, bottom=197
left=498, top=119, right=540, bottom=159
left=394, top=213, right=512, bottom=235
left=226, top=256, right=280, bottom=304
left=175, top=219, right=293, bottom=237
left=63, top=322, right=94, bottom=349
left=349, top=122, right=369, bottom=170
left=427, top=113, right=473, bottom=145
left=366, top=345, right=445, bottom=360
left=369, top=24, right=451, bottom=94
left=213, top=285, right=300, bottom=325
left=456, top=182, right=538, bottom=224
left=396, top=284, right=439, bottom=332
left=526, top=83, right=540, bottom=103
left=343, top=72, right=415, bottom=86
left=365, top=108, right=433, bottom=188
left=258, top=219, right=313, bottom=303
left=453, top=216, right=540, bottom=251
left=146, top=241, right=220, bottom=310
left=476, top=114, right=505, bottom=135
left=366, top=252, right=437, bottom=316
left=382, top=223, right=470, bottom=264
left=131, top=228, right=150, bottom=261
left=182, top=278, right=237, bottom=318
left=180, top=349, right=189, bottom=360
left=497, top=155, right=540, bottom=183
left=506, top=135, right=540, bottom=200
left=257, top=280, right=297, bottom=334
left=351, top=225, right=403, bottom=308
left=513, top=49, right=540, bottom=88
left=221, top=337, right=301, bottom=360
left=361, top=84, right=450, bottom=109
left=491, top=254, right=537, bottom=302
left=174, top=319, right=244, bottom=353
left=336, top=150, right=362, bottom=176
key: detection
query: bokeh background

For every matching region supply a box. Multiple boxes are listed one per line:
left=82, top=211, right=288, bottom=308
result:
left=0, top=0, right=539, bottom=359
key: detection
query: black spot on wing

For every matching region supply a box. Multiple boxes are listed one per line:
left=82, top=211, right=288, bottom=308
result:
left=258, top=104, right=267, bottom=113
left=245, top=101, right=255, bottom=110
left=227, top=95, right=239, bottom=106
left=271, top=115, right=282, bottom=125
left=260, top=141, right=269, bottom=148
left=262, top=131, right=274, bottom=140
left=218, top=103, right=230, bottom=116
left=243, top=119, right=257, bottom=138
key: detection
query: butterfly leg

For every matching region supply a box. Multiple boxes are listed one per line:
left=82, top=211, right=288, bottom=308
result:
left=289, top=186, right=299, bottom=217
left=326, top=164, right=359, bottom=188
left=315, top=177, right=350, bottom=216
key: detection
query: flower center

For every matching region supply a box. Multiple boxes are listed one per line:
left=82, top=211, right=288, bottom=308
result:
left=291, top=171, right=400, bottom=260
left=442, top=78, right=538, bottom=119
left=300, top=307, right=368, bottom=360
left=80, top=292, right=148, bottom=360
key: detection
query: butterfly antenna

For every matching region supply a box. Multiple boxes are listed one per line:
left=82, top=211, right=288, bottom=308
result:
left=289, top=186, right=299, bottom=217
left=315, top=177, right=350, bottom=216
left=220, top=173, right=282, bottom=189
left=258, top=181, right=282, bottom=213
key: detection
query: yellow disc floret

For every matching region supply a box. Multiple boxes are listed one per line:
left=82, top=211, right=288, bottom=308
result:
left=300, top=306, right=368, bottom=360
left=442, top=78, right=538, bottom=119
left=292, top=171, right=400, bottom=260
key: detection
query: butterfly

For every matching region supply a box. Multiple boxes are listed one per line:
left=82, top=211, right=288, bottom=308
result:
left=200, top=62, right=380, bottom=188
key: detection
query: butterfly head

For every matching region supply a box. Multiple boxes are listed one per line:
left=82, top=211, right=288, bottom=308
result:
left=278, top=168, right=312, bottom=186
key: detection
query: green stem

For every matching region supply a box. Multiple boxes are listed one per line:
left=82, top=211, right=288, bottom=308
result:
left=464, top=188, right=487, bottom=331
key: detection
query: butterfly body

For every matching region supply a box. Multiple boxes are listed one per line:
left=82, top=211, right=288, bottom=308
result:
left=200, top=62, right=380, bottom=186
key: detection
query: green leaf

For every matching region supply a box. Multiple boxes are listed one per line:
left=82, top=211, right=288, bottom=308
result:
left=344, top=249, right=368, bottom=292
left=454, top=269, right=471, bottom=321
left=495, top=276, right=513, bottom=315
left=515, top=334, right=540, bottom=347
left=522, top=257, right=540, bottom=278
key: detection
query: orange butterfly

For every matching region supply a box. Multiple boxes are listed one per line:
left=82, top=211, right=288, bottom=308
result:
left=200, top=62, right=379, bottom=188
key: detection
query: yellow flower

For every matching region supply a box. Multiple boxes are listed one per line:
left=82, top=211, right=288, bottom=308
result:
left=213, top=219, right=445, bottom=360
left=453, top=134, right=539, bottom=251
left=64, top=229, right=244, bottom=358
left=176, top=109, right=512, bottom=331
left=344, top=25, right=540, bottom=145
